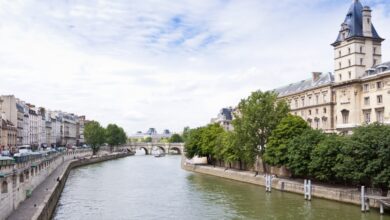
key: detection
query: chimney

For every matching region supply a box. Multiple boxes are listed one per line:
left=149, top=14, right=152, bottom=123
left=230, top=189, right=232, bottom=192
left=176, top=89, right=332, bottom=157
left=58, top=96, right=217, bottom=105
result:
left=362, top=6, right=372, bottom=37
left=312, top=72, right=322, bottom=82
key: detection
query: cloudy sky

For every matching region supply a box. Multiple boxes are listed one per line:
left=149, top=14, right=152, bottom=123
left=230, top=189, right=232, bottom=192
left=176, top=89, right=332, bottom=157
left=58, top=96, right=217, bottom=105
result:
left=0, top=0, right=390, bottom=134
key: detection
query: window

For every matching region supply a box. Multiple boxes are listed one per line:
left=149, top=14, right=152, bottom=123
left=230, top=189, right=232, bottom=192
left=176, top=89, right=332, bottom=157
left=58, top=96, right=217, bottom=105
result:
left=1, top=181, right=8, bottom=194
left=314, top=118, right=320, bottom=129
left=377, top=95, right=383, bottom=104
left=364, top=97, right=370, bottom=105
left=341, top=110, right=349, bottom=124
left=309, top=110, right=312, bottom=115
left=348, top=48, right=351, bottom=54
left=316, top=109, right=319, bottom=114
left=339, top=50, right=341, bottom=57
left=339, top=62, right=342, bottom=69
left=360, top=46, right=363, bottom=53
left=301, top=98, right=305, bottom=107
left=339, top=74, right=342, bottom=81
left=19, top=174, right=24, bottom=183
left=376, top=109, right=384, bottom=123
left=348, top=59, right=351, bottom=66
left=322, top=117, right=328, bottom=128
left=367, top=18, right=370, bottom=24
left=364, top=111, right=371, bottom=123
left=374, top=47, right=377, bottom=55
left=374, top=59, right=377, bottom=65
left=348, top=71, right=352, bottom=79
left=377, top=81, right=383, bottom=89
left=308, top=96, right=312, bottom=105
left=323, top=93, right=327, bottom=102
left=315, top=95, right=319, bottom=104
left=295, top=100, right=298, bottom=108
left=323, top=108, right=327, bottom=114
left=360, top=58, right=363, bottom=65
left=363, top=84, right=369, bottom=92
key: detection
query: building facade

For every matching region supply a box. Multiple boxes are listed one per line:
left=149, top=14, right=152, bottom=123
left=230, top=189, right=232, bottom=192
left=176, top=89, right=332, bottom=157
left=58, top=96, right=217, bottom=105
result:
left=274, top=0, right=389, bottom=133
left=210, top=107, right=234, bottom=131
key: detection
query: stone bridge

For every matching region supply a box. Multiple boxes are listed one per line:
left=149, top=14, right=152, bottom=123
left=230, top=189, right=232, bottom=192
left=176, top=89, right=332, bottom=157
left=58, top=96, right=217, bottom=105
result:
left=125, top=143, right=184, bottom=155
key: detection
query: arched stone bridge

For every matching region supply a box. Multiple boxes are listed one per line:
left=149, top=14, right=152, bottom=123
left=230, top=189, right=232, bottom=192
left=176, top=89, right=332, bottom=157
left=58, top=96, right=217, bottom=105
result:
left=125, top=143, right=184, bottom=155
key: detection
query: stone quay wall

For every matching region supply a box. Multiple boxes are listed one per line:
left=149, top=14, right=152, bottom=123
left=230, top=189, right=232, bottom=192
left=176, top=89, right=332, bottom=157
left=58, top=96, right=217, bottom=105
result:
left=34, top=152, right=133, bottom=220
left=182, top=159, right=384, bottom=209
left=0, top=149, right=92, bottom=220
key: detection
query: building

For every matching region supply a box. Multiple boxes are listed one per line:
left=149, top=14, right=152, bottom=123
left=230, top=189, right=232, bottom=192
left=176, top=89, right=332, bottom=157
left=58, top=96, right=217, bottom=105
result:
left=0, top=113, right=17, bottom=151
left=274, top=0, right=389, bottom=133
left=77, top=116, right=86, bottom=146
left=129, top=128, right=172, bottom=142
left=210, top=107, right=234, bottom=131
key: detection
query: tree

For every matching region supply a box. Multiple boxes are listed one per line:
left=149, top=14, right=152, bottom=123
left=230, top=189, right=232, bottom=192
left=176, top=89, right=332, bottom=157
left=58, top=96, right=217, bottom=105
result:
left=182, top=126, right=191, bottom=142
left=286, top=129, right=326, bottom=178
left=264, top=114, right=310, bottom=166
left=84, top=121, right=106, bottom=155
left=309, top=134, right=347, bottom=182
left=232, top=90, right=289, bottom=167
left=200, top=123, right=225, bottom=164
left=105, top=124, right=127, bottom=151
left=144, top=137, right=152, bottom=143
left=351, top=123, right=390, bottom=195
left=184, top=127, right=204, bottom=159
left=169, top=134, right=183, bottom=143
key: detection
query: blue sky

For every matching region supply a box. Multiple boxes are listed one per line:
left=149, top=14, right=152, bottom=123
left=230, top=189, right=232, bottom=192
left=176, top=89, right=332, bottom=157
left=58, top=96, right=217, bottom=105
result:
left=0, top=0, right=390, bottom=134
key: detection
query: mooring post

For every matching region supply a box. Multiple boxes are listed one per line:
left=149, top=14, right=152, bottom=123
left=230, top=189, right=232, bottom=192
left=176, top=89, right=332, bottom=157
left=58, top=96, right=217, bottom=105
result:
left=380, top=202, right=384, bottom=215
left=265, top=175, right=272, bottom=192
left=304, top=179, right=307, bottom=200
left=361, top=186, right=365, bottom=212
left=308, top=180, right=312, bottom=201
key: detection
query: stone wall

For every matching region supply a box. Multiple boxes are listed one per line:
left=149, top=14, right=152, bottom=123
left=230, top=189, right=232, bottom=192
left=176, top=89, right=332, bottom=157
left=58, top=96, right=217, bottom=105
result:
left=182, top=160, right=384, bottom=209
left=0, top=150, right=92, bottom=220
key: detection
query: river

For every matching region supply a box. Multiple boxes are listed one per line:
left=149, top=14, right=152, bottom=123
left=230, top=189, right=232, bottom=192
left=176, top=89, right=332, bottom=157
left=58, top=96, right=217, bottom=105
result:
left=53, top=154, right=389, bottom=220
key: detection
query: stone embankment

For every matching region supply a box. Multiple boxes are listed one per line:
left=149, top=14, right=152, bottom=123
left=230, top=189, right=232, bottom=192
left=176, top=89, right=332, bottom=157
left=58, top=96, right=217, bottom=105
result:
left=182, top=159, right=385, bottom=209
left=5, top=151, right=134, bottom=220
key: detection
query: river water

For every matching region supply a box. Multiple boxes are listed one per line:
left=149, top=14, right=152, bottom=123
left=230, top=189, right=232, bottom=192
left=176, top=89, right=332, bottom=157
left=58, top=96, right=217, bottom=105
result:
left=53, top=154, right=389, bottom=220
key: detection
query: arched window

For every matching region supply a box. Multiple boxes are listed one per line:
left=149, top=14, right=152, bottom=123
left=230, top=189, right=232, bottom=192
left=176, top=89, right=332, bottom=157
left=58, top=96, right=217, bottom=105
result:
left=341, top=110, right=349, bottom=124
left=314, top=118, right=320, bottom=129
left=1, top=181, right=8, bottom=193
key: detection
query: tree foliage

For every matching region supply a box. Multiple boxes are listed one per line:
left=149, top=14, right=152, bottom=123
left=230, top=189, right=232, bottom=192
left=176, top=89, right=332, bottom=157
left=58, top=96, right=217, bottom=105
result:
left=264, top=114, right=310, bottom=166
left=105, top=124, right=127, bottom=150
left=84, top=121, right=106, bottom=155
left=169, top=134, right=183, bottom=143
left=232, top=90, right=290, bottom=166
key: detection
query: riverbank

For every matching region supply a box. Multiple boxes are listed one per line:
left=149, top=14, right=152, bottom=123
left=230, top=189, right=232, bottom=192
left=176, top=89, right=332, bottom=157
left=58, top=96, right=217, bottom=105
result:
left=182, top=159, right=385, bottom=210
left=7, top=151, right=134, bottom=220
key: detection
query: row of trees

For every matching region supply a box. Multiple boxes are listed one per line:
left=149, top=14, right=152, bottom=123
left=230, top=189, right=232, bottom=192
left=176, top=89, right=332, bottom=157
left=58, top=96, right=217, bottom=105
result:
left=184, top=90, right=390, bottom=193
left=84, top=121, right=127, bottom=154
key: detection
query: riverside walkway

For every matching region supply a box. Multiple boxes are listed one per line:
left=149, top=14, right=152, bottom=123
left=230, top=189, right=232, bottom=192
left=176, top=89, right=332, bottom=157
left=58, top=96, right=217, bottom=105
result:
left=7, top=157, right=75, bottom=220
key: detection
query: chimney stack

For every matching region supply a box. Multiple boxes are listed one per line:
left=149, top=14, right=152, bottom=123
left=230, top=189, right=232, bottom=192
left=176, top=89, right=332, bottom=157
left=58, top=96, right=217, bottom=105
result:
left=312, top=72, right=322, bottom=82
left=362, top=6, right=373, bottom=37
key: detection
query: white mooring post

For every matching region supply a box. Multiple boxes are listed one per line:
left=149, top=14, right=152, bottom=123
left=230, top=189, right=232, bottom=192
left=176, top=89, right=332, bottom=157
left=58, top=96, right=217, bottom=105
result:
left=361, top=186, right=365, bottom=212
left=304, top=179, right=312, bottom=200
left=265, top=175, right=272, bottom=192
left=380, top=202, right=384, bottom=215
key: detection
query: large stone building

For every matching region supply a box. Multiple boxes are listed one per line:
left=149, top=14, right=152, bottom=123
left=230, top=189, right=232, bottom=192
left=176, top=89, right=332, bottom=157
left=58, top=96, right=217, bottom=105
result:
left=210, top=107, right=234, bottom=131
left=275, top=0, right=389, bottom=133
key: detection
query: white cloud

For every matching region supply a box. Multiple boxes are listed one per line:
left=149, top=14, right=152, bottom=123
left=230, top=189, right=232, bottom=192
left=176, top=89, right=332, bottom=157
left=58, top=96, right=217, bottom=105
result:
left=0, top=0, right=390, bottom=134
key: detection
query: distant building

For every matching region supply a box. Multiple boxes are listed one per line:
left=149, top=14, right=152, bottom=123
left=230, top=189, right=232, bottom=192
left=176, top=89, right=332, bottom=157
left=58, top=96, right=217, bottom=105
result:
left=211, top=107, right=234, bottom=131
left=129, top=128, right=172, bottom=142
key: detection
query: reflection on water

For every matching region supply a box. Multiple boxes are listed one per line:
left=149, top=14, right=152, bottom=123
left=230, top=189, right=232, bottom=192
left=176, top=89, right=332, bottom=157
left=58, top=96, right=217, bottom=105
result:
left=53, top=156, right=389, bottom=220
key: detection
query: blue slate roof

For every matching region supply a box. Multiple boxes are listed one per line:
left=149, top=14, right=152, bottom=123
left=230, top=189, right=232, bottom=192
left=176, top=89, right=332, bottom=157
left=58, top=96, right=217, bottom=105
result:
left=220, top=108, right=233, bottom=121
left=363, top=61, right=390, bottom=78
left=333, top=0, right=382, bottom=45
left=274, top=73, right=334, bottom=97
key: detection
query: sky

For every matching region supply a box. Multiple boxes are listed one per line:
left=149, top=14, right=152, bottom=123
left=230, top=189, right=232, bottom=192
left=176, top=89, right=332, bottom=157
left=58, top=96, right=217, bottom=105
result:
left=0, top=0, right=390, bottom=134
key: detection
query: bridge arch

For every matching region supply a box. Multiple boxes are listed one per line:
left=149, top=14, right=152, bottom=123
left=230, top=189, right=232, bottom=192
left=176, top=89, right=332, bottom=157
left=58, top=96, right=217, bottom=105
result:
left=169, top=147, right=181, bottom=155
left=154, top=146, right=166, bottom=154
left=139, top=147, right=150, bottom=155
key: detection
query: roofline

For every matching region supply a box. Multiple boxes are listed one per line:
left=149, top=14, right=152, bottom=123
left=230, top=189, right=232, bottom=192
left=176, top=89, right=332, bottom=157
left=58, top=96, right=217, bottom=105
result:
left=331, top=36, right=385, bottom=47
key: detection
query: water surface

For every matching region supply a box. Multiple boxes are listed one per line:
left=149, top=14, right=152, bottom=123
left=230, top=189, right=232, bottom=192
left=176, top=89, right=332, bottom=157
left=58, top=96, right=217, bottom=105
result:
left=53, top=155, right=389, bottom=220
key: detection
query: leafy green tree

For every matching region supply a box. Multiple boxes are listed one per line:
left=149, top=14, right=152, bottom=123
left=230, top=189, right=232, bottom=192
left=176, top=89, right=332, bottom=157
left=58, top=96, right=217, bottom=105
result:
left=286, top=129, right=326, bottom=178
left=233, top=90, right=289, bottom=167
left=200, top=123, right=225, bottom=164
left=144, top=137, right=152, bottom=143
left=169, top=134, right=183, bottom=143
left=264, top=114, right=310, bottom=166
left=184, top=127, right=204, bottom=159
left=84, top=121, right=106, bottom=155
left=309, top=134, right=347, bottom=182
left=351, top=123, right=390, bottom=195
left=105, top=124, right=127, bottom=151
